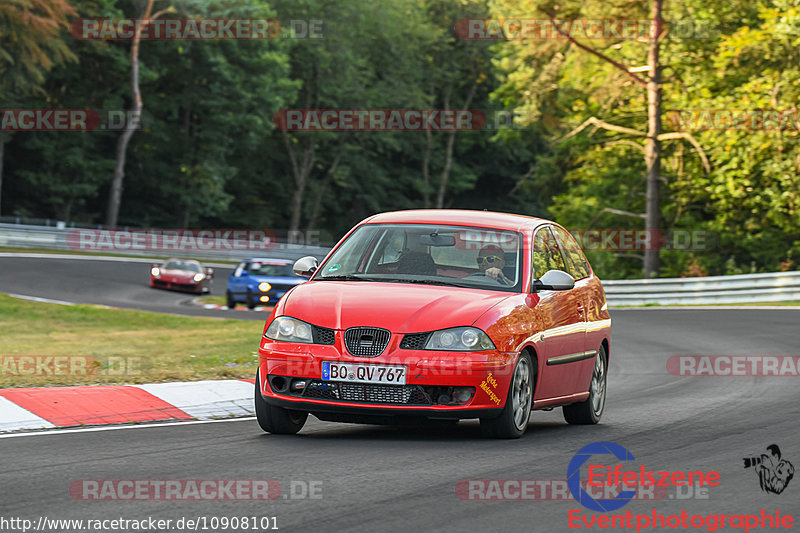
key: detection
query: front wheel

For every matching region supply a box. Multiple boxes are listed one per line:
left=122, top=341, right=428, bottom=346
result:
left=480, top=352, right=534, bottom=439
left=246, top=289, right=257, bottom=310
left=563, top=345, right=608, bottom=425
left=255, top=372, right=307, bottom=434
left=225, top=290, right=236, bottom=309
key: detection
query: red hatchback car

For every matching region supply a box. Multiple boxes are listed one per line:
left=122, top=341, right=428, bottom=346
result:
left=256, top=210, right=611, bottom=438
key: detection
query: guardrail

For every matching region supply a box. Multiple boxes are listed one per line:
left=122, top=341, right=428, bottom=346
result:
left=603, top=271, right=800, bottom=306
left=3, top=222, right=798, bottom=305
left=0, top=223, right=333, bottom=263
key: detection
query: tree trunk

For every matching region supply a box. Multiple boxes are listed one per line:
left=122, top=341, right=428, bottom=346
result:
left=105, top=0, right=161, bottom=228
left=435, top=81, right=477, bottom=209
left=284, top=133, right=315, bottom=233
left=422, top=128, right=432, bottom=208
left=306, top=144, right=345, bottom=233
left=643, top=0, right=664, bottom=278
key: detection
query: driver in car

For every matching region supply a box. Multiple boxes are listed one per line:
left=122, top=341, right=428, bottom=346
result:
left=477, top=245, right=513, bottom=286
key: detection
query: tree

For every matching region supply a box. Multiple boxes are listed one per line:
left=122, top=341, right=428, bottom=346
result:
left=105, top=0, right=172, bottom=227
left=492, top=0, right=710, bottom=277
left=0, top=0, right=76, bottom=217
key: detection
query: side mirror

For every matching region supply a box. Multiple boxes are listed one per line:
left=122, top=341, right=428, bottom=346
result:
left=205, top=267, right=214, bottom=279
left=293, top=256, right=318, bottom=277
left=533, top=269, right=575, bottom=291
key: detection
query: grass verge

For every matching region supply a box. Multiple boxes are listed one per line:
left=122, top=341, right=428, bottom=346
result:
left=0, top=293, right=264, bottom=388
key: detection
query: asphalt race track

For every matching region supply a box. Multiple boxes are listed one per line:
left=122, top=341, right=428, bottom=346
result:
left=0, top=254, right=267, bottom=320
left=2, top=255, right=800, bottom=531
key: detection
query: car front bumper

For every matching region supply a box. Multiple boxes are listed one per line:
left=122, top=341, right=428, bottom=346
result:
left=258, top=338, right=517, bottom=416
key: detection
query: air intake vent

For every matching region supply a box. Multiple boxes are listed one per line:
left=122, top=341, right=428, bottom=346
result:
left=399, top=332, right=432, bottom=350
left=343, top=327, right=391, bottom=357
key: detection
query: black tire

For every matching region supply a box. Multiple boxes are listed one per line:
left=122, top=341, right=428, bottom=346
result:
left=479, top=352, right=534, bottom=439
left=254, top=372, right=308, bottom=434
left=225, top=290, right=236, bottom=309
left=246, top=289, right=257, bottom=310
left=563, top=344, right=608, bottom=425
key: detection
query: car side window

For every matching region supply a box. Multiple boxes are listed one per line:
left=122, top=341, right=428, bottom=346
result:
left=233, top=262, right=248, bottom=277
left=551, top=226, right=591, bottom=280
left=532, top=226, right=567, bottom=279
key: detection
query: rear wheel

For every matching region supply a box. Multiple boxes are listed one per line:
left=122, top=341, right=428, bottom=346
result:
left=225, top=290, right=236, bottom=309
left=563, top=345, right=607, bottom=425
left=480, top=352, right=534, bottom=439
left=255, top=372, right=307, bottom=434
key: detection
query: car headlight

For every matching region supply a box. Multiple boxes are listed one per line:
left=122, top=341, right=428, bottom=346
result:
left=258, top=282, right=272, bottom=292
left=151, top=267, right=160, bottom=277
left=425, top=327, right=495, bottom=351
left=193, top=273, right=205, bottom=282
left=264, top=317, right=314, bottom=343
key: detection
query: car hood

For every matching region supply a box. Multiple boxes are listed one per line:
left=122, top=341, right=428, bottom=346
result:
left=282, top=281, right=512, bottom=332
left=246, top=275, right=304, bottom=286
left=160, top=269, right=196, bottom=279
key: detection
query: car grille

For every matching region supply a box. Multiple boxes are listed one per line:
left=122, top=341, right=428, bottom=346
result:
left=344, top=327, right=391, bottom=357
left=312, top=326, right=335, bottom=345
left=302, top=381, right=431, bottom=405
left=399, top=332, right=431, bottom=350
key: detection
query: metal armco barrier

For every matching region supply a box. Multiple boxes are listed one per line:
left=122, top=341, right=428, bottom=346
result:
left=3, top=223, right=799, bottom=305
left=0, top=223, right=333, bottom=263
left=603, top=271, right=800, bottom=306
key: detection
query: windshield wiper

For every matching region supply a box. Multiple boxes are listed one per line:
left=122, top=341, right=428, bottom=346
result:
left=317, top=274, right=377, bottom=281
left=380, top=278, right=474, bottom=288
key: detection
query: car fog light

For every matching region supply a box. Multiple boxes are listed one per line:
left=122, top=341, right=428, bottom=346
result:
left=258, top=282, right=271, bottom=292
left=259, top=296, right=270, bottom=302
left=453, top=387, right=474, bottom=404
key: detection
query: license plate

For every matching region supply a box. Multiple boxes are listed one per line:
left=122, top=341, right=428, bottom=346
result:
left=321, top=361, right=407, bottom=385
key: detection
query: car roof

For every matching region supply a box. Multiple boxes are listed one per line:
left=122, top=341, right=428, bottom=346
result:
left=362, top=209, right=551, bottom=232
left=246, top=258, right=293, bottom=264
left=164, top=258, right=200, bottom=265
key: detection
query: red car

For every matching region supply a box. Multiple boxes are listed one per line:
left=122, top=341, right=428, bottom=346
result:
left=255, top=210, right=611, bottom=438
left=149, top=258, right=214, bottom=294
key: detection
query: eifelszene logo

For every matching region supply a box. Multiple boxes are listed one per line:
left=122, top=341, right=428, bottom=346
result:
left=743, top=444, right=795, bottom=495
left=567, top=441, right=721, bottom=512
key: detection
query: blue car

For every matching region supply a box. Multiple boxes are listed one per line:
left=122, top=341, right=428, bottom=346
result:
left=226, top=258, right=305, bottom=309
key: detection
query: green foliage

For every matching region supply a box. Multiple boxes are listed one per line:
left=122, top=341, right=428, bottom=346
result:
left=3, top=0, right=799, bottom=278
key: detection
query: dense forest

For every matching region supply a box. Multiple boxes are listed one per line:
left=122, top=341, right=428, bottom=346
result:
left=1, top=0, right=799, bottom=279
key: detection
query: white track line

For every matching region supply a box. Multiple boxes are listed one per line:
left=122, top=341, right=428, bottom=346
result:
left=0, top=252, right=233, bottom=269
left=0, top=416, right=257, bottom=439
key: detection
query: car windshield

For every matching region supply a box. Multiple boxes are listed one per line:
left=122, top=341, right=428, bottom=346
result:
left=315, top=223, right=523, bottom=292
left=164, top=260, right=200, bottom=272
left=250, top=263, right=296, bottom=277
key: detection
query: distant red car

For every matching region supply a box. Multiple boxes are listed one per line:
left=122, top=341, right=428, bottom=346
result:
left=149, top=258, right=214, bottom=294
left=256, top=210, right=611, bottom=438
